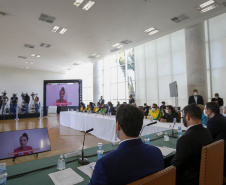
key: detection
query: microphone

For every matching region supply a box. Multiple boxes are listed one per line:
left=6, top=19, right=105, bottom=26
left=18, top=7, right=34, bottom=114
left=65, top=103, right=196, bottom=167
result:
left=139, top=122, right=157, bottom=136
left=78, top=128, right=94, bottom=165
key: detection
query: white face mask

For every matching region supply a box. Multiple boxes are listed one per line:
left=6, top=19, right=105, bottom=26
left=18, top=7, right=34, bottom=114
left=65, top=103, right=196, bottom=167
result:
left=165, top=109, right=169, bottom=114
left=215, top=97, right=218, bottom=99
left=203, top=110, right=208, bottom=117
left=152, top=108, right=156, bottom=112
left=194, top=92, right=198, bottom=96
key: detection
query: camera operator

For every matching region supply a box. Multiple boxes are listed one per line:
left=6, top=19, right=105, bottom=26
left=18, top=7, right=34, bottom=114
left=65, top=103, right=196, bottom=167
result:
left=10, top=93, right=18, bottom=114
left=24, top=93, right=30, bottom=113
left=34, top=94, right=39, bottom=113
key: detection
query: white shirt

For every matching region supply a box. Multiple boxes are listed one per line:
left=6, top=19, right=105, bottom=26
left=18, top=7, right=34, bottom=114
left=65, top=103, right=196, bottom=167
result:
left=194, top=96, right=198, bottom=104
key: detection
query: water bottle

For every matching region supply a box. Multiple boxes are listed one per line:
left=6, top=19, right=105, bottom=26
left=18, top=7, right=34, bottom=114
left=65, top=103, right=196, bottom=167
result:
left=178, top=126, right=182, bottom=138
left=0, top=163, right=7, bottom=185
left=97, top=143, right=104, bottom=159
left=150, top=116, right=153, bottom=123
left=144, top=134, right=150, bottom=144
left=164, top=132, right=169, bottom=142
left=83, top=110, right=85, bottom=113
left=57, top=154, right=65, bottom=171
left=173, top=118, right=176, bottom=124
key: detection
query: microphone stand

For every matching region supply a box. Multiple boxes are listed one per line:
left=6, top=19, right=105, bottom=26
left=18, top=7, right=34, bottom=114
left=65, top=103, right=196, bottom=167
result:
left=169, top=122, right=178, bottom=138
left=78, top=128, right=94, bottom=165
left=139, top=121, right=157, bottom=136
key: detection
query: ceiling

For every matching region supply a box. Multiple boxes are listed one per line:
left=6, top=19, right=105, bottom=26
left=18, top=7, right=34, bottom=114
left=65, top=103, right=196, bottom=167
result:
left=0, top=0, right=226, bottom=73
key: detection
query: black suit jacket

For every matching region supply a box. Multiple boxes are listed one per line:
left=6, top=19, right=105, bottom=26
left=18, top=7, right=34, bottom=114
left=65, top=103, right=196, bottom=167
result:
left=188, top=95, right=204, bottom=105
left=207, top=114, right=226, bottom=170
left=171, top=124, right=213, bottom=185
left=211, top=97, right=224, bottom=107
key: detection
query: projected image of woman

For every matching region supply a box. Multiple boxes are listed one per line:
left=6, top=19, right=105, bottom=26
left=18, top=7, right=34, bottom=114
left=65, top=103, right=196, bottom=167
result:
left=56, top=87, right=67, bottom=106
left=14, top=133, right=33, bottom=157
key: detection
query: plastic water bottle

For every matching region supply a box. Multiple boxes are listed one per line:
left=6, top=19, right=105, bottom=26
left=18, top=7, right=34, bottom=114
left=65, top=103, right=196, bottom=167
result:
left=164, top=132, right=169, bottom=142
left=0, top=163, right=7, bottom=185
left=97, top=143, right=104, bottom=159
left=178, top=126, right=182, bottom=138
left=173, top=118, right=176, bottom=124
left=150, top=116, right=153, bottom=123
left=83, top=110, right=85, bottom=113
left=57, top=154, right=65, bottom=171
left=144, top=134, right=150, bottom=144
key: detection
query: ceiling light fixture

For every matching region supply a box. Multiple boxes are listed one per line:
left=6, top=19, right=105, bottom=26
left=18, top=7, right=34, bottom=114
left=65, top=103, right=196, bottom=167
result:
left=148, top=30, right=159, bottom=35
left=74, top=0, right=84, bottom=7
left=112, top=43, right=124, bottom=49
left=26, top=61, right=34, bottom=64
left=52, top=26, right=60, bottom=32
left=144, top=27, right=155, bottom=33
left=200, top=3, right=218, bottom=13
left=31, top=54, right=41, bottom=58
left=197, top=0, right=215, bottom=9
left=59, top=28, right=67, bottom=34
left=83, top=0, right=95, bottom=11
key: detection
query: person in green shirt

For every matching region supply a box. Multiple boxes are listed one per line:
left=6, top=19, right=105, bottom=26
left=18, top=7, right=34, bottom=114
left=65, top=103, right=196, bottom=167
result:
left=99, top=104, right=107, bottom=114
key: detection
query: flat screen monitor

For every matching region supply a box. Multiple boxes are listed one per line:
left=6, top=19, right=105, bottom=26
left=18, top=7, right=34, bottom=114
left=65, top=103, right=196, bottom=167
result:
left=169, top=81, right=178, bottom=97
left=46, top=83, right=79, bottom=106
left=0, top=128, right=51, bottom=160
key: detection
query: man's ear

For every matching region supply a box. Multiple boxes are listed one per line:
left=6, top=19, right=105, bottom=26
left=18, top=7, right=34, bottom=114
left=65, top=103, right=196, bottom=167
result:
left=116, top=121, right=121, bottom=131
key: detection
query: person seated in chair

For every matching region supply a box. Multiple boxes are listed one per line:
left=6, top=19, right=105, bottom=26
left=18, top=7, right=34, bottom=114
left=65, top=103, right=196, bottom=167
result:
left=148, top=103, right=161, bottom=120
left=160, top=105, right=178, bottom=123
left=88, top=104, right=164, bottom=185
left=143, top=103, right=149, bottom=117
left=103, top=102, right=115, bottom=115
left=99, top=104, right=107, bottom=115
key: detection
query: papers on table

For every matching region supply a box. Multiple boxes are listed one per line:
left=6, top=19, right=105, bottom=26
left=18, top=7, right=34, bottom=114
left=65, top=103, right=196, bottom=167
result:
left=157, top=146, right=176, bottom=157
left=77, top=162, right=96, bottom=178
left=48, top=168, right=84, bottom=185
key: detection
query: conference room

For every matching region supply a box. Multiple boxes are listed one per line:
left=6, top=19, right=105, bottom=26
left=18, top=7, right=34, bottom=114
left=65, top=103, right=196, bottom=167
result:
left=0, top=0, right=226, bottom=184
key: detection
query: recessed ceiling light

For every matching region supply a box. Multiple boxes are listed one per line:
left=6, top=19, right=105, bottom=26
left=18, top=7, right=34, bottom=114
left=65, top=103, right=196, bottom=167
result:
left=26, top=61, right=34, bottom=64
left=21, top=66, right=29, bottom=70
left=52, top=26, right=60, bottom=32
left=92, top=53, right=97, bottom=56
left=197, top=0, right=215, bottom=9
left=74, top=0, right=84, bottom=7
left=36, top=55, right=41, bottom=58
left=144, top=27, right=155, bottom=33
left=31, top=53, right=36, bottom=57
left=83, top=0, right=95, bottom=11
left=112, top=43, right=120, bottom=47
left=116, top=45, right=124, bottom=49
left=31, top=54, right=41, bottom=58
left=59, top=28, right=67, bottom=34
left=200, top=3, right=218, bottom=13
left=148, top=30, right=159, bottom=35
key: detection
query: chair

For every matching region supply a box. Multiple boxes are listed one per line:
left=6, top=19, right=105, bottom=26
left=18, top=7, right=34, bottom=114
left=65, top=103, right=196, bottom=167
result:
left=199, top=139, right=224, bottom=185
left=127, top=166, right=176, bottom=185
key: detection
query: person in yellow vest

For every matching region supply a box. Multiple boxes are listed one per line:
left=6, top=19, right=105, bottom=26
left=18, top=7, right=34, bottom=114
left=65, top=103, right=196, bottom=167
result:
left=80, top=102, right=87, bottom=112
left=94, top=102, right=101, bottom=113
left=148, top=103, right=161, bottom=120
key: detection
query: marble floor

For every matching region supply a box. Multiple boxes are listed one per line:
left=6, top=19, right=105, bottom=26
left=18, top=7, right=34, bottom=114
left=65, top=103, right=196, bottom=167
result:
left=0, top=114, right=110, bottom=166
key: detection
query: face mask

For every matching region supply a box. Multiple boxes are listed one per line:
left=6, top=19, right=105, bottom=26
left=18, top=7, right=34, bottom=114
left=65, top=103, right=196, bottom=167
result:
left=165, top=109, right=169, bottom=114
left=152, top=108, right=156, bottom=112
left=183, top=115, right=187, bottom=127
left=203, top=110, right=208, bottom=117
left=215, top=97, right=218, bottom=99
left=194, top=92, right=198, bottom=96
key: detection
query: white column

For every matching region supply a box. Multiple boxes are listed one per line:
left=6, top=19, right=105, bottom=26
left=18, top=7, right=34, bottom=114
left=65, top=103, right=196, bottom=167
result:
left=93, top=60, right=103, bottom=104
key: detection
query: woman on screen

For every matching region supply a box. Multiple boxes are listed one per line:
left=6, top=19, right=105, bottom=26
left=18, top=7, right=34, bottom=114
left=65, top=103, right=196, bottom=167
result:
left=14, top=133, right=33, bottom=157
left=56, top=87, right=67, bottom=106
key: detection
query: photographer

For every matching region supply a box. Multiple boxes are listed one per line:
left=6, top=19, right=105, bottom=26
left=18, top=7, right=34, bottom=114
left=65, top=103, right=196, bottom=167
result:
left=24, top=93, right=30, bottom=113
left=10, top=93, right=18, bottom=114
left=34, top=94, right=39, bottom=113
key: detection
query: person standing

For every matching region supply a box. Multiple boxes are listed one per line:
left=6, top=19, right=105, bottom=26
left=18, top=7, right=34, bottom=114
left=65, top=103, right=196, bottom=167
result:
left=129, top=94, right=135, bottom=104
left=171, top=104, right=213, bottom=185
left=188, top=89, right=204, bottom=105
left=99, top=96, right=105, bottom=106
left=24, top=93, right=30, bottom=113
left=211, top=93, right=224, bottom=107
left=10, top=93, right=18, bottom=114
left=34, top=94, right=39, bottom=113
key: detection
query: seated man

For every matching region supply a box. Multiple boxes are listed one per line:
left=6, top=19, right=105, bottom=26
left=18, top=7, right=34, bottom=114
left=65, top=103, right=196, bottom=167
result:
left=143, top=103, right=149, bottom=117
left=148, top=103, right=161, bottom=120
left=89, top=104, right=164, bottom=185
left=171, top=104, right=213, bottom=185
left=160, top=105, right=178, bottom=123
left=205, top=102, right=226, bottom=175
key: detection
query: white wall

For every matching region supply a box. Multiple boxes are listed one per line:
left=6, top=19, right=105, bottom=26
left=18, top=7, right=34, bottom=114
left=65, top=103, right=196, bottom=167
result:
left=0, top=67, right=67, bottom=107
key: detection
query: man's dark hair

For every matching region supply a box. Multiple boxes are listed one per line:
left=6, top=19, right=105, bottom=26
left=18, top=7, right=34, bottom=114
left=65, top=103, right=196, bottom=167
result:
left=116, top=104, right=144, bottom=137
left=97, top=102, right=100, bottom=106
left=183, top=103, right=202, bottom=120
left=144, top=103, right=147, bottom=106
left=108, top=101, right=113, bottom=107
left=153, top=103, right=157, bottom=108
left=215, top=93, right=219, bottom=97
left=206, top=102, right=220, bottom=114
left=193, top=89, right=198, bottom=92
left=166, top=105, right=175, bottom=113
left=60, top=87, right=65, bottom=94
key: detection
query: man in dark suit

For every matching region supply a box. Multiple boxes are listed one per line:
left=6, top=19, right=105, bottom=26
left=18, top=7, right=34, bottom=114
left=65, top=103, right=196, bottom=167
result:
left=211, top=93, right=224, bottom=107
left=89, top=104, right=164, bottom=185
left=104, top=101, right=115, bottom=115
left=205, top=102, right=226, bottom=174
left=160, top=105, right=179, bottom=123
left=171, top=103, right=213, bottom=185
left=129, top=94, right=135, bottom=104
left=143, top=103, right=149, bottom=117
left=99, top=96, right=105, bottom=105
left=188, top=89, right=204, bottom=105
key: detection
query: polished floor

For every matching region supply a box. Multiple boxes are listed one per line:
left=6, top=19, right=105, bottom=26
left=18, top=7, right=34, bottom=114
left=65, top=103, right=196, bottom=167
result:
left=0, top=114, right=110, bottom=166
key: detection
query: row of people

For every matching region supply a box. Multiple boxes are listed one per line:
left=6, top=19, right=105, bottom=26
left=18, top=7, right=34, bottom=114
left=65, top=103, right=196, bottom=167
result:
left=89, top=102, right=226, bottom=185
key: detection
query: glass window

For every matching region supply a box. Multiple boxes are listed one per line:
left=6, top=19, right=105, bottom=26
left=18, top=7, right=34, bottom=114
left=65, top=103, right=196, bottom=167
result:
left=118, top=82, right=126, bottom=100
left=111, top=67, right=118, bottom=84
left=118, top=65, right=126, bottom=82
